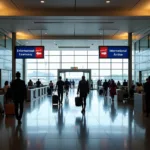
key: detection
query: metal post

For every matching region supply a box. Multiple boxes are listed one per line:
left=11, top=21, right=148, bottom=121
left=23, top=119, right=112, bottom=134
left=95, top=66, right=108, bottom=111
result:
left=139, top=71, right=142, bottom=83
left=128, top=33, right=132, bottom=92
left=12, top=32, right=16, bottom=80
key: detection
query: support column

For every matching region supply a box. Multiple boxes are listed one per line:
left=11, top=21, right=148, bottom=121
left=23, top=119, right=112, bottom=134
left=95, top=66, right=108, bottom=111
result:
left=12, top=32, right=16, bottom=80
left=128, top=33, right=132, bottom=92
left=23, top=59, right=26, bottom=81
left=139, top=71, right=142, bottom=83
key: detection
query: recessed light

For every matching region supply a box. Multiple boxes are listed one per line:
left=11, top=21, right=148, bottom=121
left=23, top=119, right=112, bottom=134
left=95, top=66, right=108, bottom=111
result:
left=106, top=0, right=110, bottom=4
left=45, top=33, right=47, bottom=34
left=40, top=0, right=45, bottom=3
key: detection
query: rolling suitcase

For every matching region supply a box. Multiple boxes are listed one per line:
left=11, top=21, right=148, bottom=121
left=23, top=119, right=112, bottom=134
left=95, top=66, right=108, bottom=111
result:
left=75, top=97, right=82, bottom=106
left=4, top=103, right=15, bottom=116
left=52, top=95, right=59, bottom=105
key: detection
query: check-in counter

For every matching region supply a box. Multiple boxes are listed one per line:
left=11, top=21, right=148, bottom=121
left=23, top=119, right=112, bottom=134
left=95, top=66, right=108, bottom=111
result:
left=27, top=86, right=48, bottom=102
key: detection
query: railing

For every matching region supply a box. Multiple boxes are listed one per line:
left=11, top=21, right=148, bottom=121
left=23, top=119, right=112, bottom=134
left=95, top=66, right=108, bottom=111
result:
left=27, top=86, right=48, bottom=102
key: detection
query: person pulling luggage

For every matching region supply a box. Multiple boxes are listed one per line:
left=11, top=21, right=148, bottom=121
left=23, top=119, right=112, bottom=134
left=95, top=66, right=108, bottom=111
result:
left=77, top=76, right=89, bottom=114
left=56, top=76, right=64, bottom=105
left=64, top=79, right=70, bottom=96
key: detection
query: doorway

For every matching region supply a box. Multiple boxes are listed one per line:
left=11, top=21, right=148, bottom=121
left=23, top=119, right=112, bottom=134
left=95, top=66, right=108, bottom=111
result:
left=58, top=69, right=91, bottom=88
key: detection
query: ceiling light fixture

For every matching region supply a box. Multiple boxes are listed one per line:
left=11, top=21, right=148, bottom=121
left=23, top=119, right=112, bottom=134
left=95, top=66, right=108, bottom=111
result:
left=45, top=33, right=47, bottom=34
left=106, top=0, right=110, bottom=4
left=40, top=0, right=45, bottom=3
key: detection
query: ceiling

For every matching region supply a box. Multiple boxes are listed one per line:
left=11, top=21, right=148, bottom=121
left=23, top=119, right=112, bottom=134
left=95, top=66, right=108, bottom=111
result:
left=20, top=39, right=128, bottom=50
left=0, top=0, right=150, bottom=16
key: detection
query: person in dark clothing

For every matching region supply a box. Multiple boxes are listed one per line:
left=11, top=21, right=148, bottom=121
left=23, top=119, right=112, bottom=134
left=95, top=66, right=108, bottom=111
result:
left=28, top=79, right=33, bottom=87
left=56, top=76, right=64, bottom=105
left=123, top=79, right=128, bottom=86
left=77, top=76, right=89, bottom=114
left=117, top=81, right=121, bottom=87
left=64, top=79, right=70, bottom=96
left=11, top=72, right=26, bottom=124
left=36, top=79, right=41, bottom=87
left=144, top=77, right=150, bottom=117
left=103, top=80, right=108, bottom=96
left=72, top=80, right=75, bottom=88
left=49, top=81, right=54, bottom=95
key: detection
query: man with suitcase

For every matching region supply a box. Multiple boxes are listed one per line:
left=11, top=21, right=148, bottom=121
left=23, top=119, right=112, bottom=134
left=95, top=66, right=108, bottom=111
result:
left=77, top=76, right=89, bottom=114
left=11, top=72, right=26, bottom=124
left=56, top=76, right=64, bottom=105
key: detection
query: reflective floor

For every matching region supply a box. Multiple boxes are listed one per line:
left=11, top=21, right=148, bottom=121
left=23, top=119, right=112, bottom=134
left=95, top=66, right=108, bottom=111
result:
left=0, top=89, right=150, bottom=150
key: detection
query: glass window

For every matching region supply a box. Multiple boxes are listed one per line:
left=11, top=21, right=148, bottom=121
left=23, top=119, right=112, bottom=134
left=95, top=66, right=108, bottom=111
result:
left=49, top=51, right=60, bottom=55
left=112, top=70, right=122, bottom=76
left=49, top=63, right=60, bottom=69
left=37, top=56, right=48, bottom=63
left=88, top=63, right=98, bottom=69
left=100, top=59, right=111, bottom=62
left=88, top=56, right=99, bottom=62
left=26, top=59, right=37, bottom=62
left=75, top=51, right=87, bottom=55
left=62, top=56, right=74, bottom=62
left=62, top=63, right=74, bottom=69
left=100, top=76, right=111, bottom=81
left=123, top=70, right=128, bottom=76
left=140, top=36, right=148, bottom=51
left=37, top=70, right=49, bottom=76
left=112, top=63, right=122, bottom=69
left=49, top=70, right=57, bottom=76
left=123, top=63, right=128, bottom=69
left=112, top=59, right=122, bottom=63
left=44, top=51, right=49, bottom=55
left=88, top=51, right=98, bottom=55
left=48, top=77, right=57, bottom=84
left=27, top=70, right=37, bottom=77
left=27, top=63, right=37, bottom=69
left=92, top=70, right=99, bottom=76
left=75, top=63, right=87, bottom=69
left=75, top=56, right=87, bottom=62
left=100, top=70, right=110, bottom=76
left=62, top=51, right=74, bottom=55
left=49, top=56, right=60, bottom=62
left=36, top=77, right=49, bottom=85
left=37, top=63, right=48, bottom=69
left=123, top=59, right=128, bottom=63
left=100, top=63, right=110, bottom=69
left=111, top=76, right=123, bottom=83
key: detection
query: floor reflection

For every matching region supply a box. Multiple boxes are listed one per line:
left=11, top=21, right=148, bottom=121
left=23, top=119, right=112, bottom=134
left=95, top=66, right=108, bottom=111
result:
left=0, top=89, right=150, bottom=150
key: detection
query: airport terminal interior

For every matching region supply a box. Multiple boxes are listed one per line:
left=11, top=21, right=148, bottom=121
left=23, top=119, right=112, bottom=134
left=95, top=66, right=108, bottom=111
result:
left=0, top=0, right=150, bottom=150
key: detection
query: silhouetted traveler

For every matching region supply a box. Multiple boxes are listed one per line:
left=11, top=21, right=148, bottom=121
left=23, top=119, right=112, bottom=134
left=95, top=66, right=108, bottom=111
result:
left=4, top=81, right=10, bottom=102
left=11, top=72, right=26, bottom=124
left=72, top=80, right=75, bottom=88
left=36, top=79, right=41, bottom=87
left=103, top=80, right=108, bottom=96
left=56, top=76, right=64, bottom=105
left=123, top=79, right=128, bottom=86
left=28, top=79, right=33, bottom=87
left=117, top=81, right=121, bottom=87
left=77, top=76, right=89, bottom=114
left=64, top=79, right=70, bottom=96
left=49, top=81, right=54, bottom=95
left=144, top=77, right=150, bottom=117
left=109, top=80, right=117, bottom=102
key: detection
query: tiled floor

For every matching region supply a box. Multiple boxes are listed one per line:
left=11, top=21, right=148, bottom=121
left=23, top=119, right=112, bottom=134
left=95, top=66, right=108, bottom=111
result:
left=0, top=89, right=150, bottom=150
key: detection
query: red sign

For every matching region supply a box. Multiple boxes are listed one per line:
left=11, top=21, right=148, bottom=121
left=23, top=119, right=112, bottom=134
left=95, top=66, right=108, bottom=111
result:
left=99, top=46, right=108, bottom=58
left=35, top=46, right=44, bottom=58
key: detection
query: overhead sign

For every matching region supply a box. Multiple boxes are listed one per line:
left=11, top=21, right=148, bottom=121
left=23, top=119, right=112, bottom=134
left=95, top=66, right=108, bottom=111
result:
left=15, top=46, right=44, bottom=59
left=99, top=46, right=129, bottom=59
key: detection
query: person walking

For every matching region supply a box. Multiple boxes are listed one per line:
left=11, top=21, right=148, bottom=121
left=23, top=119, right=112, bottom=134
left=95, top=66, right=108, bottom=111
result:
left=49, top=81, right=54, bottom=95
left=56, top=76, right=64, bottom=105
left=144, top=77, right=150, bottom=117
left=64, top=79, right=70, bottom=96
left=77, top=76, right=89, bottom=114
left=11, top=72, right=26, bottom=124
left=103, top=79, right=108, bottom=96
left=109, top=80, right=117, bottom=102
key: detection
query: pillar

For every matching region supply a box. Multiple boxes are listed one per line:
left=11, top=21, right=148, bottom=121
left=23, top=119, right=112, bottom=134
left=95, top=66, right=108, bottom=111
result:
left=128, top=33, right=132, bottom=92
left=139, top=71, right=142, bottom=83
left=12, top=32, right=16, bottom=80
left=23, top=59, right=26, bottom=81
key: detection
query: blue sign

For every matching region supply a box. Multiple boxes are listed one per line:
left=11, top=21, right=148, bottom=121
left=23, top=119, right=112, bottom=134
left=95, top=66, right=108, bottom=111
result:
left=99, top=46, right=129, bottom=59
left=15, top=46, right=44, bottom=59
